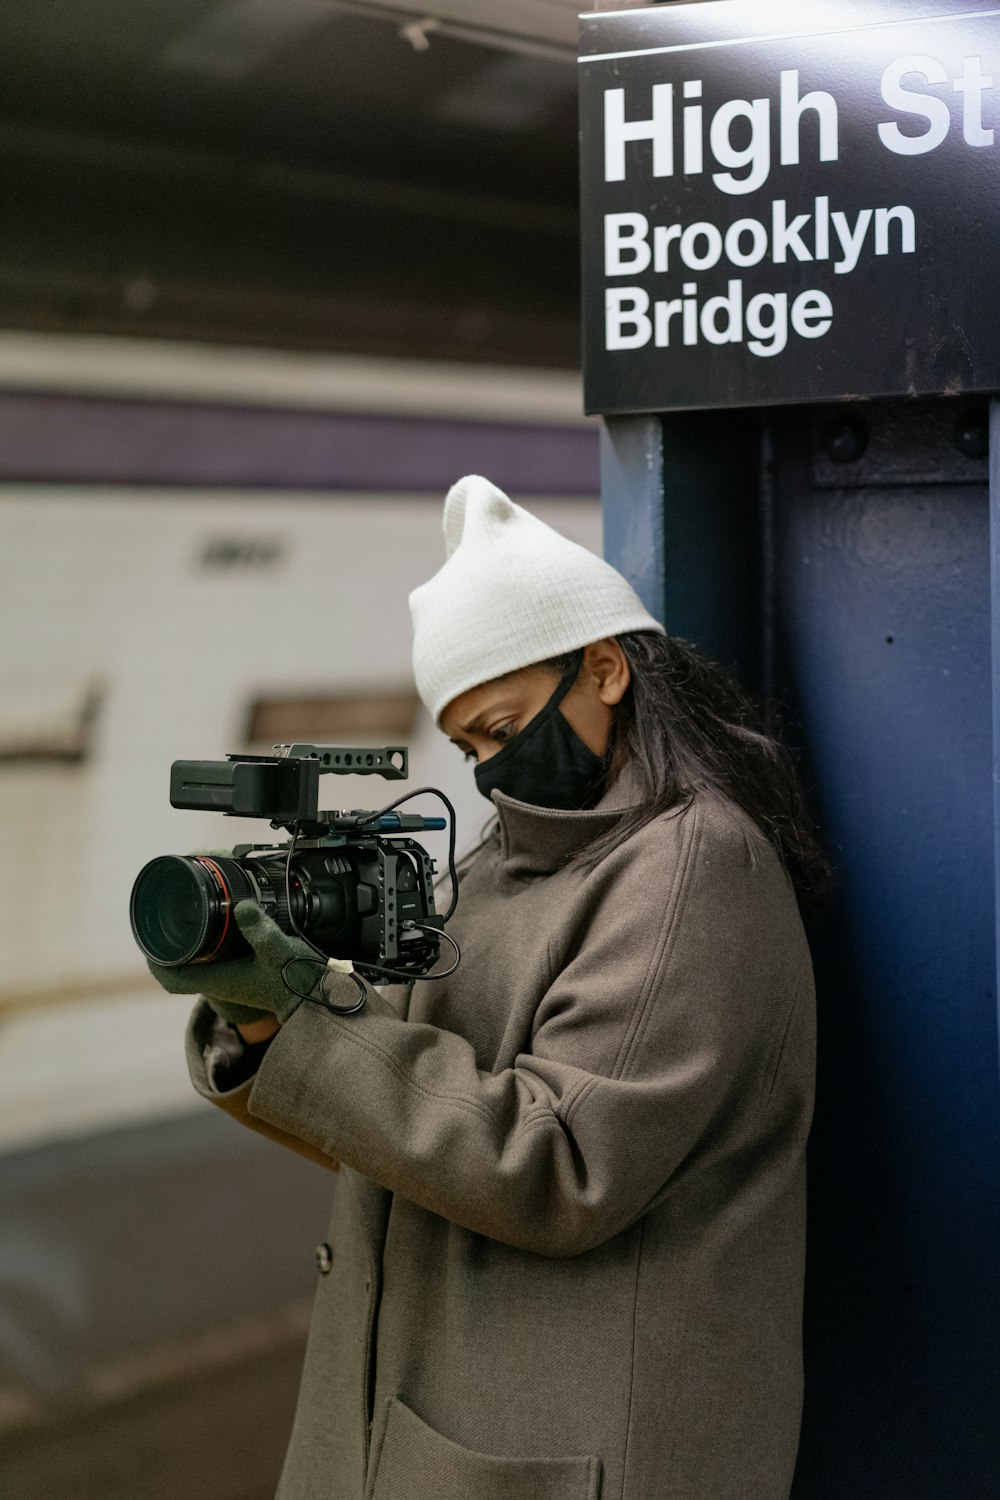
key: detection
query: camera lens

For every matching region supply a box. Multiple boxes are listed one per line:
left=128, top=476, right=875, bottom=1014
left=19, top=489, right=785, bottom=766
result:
left=130, top=855, right=254, bottom=966
left=131, top=844, right=432, bottom=972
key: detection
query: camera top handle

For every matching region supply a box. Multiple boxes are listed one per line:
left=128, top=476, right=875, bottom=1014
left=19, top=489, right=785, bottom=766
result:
left=272, top=744, right=408, bottom=779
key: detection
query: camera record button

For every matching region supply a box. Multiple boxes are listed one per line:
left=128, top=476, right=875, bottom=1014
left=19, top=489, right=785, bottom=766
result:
left=315, top=1242, right=334, bottom=1275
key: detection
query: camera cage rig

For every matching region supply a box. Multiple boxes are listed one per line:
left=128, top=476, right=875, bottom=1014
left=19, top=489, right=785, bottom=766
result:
left=168, top=744, right=459, bottom=983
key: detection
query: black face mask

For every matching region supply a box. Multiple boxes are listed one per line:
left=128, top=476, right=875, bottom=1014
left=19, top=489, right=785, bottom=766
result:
left=474, top=652, right=611, bottom=812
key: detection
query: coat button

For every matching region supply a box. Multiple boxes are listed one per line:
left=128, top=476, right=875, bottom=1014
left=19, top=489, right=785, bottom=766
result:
left=315, top=1242, right=334, bottom=1275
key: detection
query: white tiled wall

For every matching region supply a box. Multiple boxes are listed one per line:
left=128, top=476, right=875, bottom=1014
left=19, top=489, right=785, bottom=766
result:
left=0, top=487, right=601, bottom=1146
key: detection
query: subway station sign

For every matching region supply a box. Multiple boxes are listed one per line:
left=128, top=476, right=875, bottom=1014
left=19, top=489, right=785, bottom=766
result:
left=579, top=0, right=1000, bottom=413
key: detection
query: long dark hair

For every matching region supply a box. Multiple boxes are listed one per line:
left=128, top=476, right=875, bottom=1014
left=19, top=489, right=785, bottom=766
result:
left=544, top=632, right=831, bottom=909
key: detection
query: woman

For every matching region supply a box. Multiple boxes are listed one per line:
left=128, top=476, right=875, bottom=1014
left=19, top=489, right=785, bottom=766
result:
left=153, top=474, right=821, bottom=1500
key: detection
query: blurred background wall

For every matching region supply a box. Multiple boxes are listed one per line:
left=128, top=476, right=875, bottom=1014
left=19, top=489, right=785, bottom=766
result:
left=0, top=2, right=602, bottom=1495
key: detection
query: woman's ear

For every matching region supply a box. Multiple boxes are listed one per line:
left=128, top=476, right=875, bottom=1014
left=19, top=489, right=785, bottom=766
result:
left=583, top=638, right=631, bottom=707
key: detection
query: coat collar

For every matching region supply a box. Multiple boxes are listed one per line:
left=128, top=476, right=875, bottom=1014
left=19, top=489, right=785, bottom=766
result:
left=491, top=764, right=644, bottom=878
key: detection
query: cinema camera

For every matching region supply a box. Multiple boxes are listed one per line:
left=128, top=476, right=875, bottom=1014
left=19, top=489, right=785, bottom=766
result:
left=129, top=745, right=460, bottom=992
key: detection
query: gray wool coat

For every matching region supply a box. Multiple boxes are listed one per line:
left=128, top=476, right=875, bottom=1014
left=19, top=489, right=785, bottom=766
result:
left=186, top=776, right=815, bottom=1500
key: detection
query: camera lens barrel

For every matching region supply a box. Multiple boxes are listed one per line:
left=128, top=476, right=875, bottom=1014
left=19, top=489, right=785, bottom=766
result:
left=130, top=855, right=258, bottom=967
left=130, top=849, right=362, bottom=967
left=131, top=843, right=435, bottom=973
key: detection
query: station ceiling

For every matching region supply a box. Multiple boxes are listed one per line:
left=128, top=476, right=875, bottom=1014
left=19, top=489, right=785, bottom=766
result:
left=0, top=0, right=627, bottom=366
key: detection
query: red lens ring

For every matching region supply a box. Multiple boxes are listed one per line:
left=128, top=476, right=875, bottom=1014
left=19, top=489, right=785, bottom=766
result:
left=192, top=857, right=233, bottom=962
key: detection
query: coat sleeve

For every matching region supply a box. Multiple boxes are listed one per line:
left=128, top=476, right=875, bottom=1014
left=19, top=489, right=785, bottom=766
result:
left=183, top=981, right=414, bottom=1171
left=185, top=998, right=340, bottom=1172
left=245, top=802, right=811, bottom=1256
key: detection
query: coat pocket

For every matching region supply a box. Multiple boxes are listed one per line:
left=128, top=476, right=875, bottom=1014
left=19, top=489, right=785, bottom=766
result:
left=366, top=1397, right=602, bottom=1500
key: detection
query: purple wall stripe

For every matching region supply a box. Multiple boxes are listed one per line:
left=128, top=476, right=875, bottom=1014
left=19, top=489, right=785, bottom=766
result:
left=0, top=392, right=599, bottom=496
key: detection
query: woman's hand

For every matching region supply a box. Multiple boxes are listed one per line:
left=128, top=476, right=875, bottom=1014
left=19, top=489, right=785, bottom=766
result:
left=147, top=901, right=323, bottom=1027
left=236, top=1013, right=282, bottom=1043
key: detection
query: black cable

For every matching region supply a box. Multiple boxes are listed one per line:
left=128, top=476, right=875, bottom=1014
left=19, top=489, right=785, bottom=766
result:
left=273, top=787, right=461, bottom=1006
left=355, top=786, right=460, bottom=923
left=283, top=957, right=369, bottom=1014
left=355, top=921, right=462, bottom=985
left=283, top=825, right=318, bottom=955
left=354, top=787, right=464, bottom=981
left=278, top=825, right=369, bottom=1014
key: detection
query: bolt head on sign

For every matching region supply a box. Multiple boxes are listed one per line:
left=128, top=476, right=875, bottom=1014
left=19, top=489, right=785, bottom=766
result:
left=579, top=0, right=1000, bottom=414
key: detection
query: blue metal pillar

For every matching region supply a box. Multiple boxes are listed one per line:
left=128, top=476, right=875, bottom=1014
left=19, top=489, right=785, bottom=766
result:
left=993, top=398, right=1000, bottom=1071
left=602, top=400, right=1000, bottom=1495
left=601, top=417, right=667, bottom=626
left=601, top=409, right=762, bottom=688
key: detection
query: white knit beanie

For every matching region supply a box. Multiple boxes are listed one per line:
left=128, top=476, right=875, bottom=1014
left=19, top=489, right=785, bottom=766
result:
left=409, top=474, right=665, bottom=723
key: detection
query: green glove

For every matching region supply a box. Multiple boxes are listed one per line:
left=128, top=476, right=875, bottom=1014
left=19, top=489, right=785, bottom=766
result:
left=147, top=901, right=327, bottom=1027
